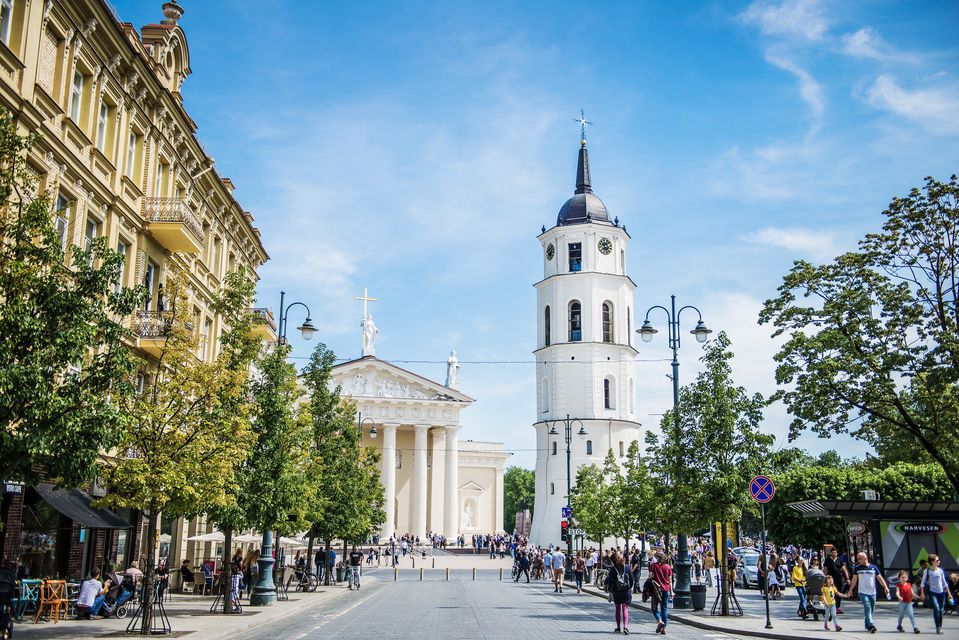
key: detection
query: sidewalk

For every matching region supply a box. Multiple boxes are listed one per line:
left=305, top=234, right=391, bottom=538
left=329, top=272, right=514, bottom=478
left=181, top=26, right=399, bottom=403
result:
left=575, top=581, right=956, bottom=639
left=11, top=580, right=352, bottom=640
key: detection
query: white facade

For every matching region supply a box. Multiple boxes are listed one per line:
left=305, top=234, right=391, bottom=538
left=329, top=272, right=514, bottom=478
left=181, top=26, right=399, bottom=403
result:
left=330, top=356, right=509, bottom=540
left=529, top=141, right=642, bottom=547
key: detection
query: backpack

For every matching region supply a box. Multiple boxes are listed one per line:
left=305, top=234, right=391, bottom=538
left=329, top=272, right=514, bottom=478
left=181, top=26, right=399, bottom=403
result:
left=608, top=567, right=628, bottom=593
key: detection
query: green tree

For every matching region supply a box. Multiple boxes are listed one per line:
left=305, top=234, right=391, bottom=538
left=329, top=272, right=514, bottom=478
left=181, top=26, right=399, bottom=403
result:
left=569, top=460, right=614, bottom=550
left=0, top=113, right=140, bottom=487
left=503, top=466, right=535, bottom=534
left=646, top=332, right=773, bottom=533
left=614, top=441, right=657, bottom=543
left=98, top=273, right=255, bottom=634
left=759, top=176, right=959, bottom=493
left=301, top=343, right=384, bottom=583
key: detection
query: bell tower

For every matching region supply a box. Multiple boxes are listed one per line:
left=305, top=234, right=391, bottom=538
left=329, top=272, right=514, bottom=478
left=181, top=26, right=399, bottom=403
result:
left=528, top=128, right=641, bottom=547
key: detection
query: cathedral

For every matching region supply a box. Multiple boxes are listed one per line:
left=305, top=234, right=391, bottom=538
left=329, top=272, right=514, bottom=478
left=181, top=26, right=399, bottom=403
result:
left=528, top=132, right=642, bottom=547
left=330, top=320, right=509, bottom=541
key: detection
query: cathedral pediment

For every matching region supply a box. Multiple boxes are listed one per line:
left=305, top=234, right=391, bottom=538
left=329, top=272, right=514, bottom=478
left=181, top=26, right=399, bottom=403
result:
left=330, top=356, right=474, bottom=404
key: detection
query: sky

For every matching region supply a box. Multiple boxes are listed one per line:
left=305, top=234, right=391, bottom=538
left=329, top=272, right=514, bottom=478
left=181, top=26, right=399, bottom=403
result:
left=114, top=0, right=959, bottom=469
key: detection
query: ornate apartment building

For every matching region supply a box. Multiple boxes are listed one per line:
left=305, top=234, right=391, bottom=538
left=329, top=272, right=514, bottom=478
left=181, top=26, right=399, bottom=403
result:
left=0, top=1, right=274, bottom=580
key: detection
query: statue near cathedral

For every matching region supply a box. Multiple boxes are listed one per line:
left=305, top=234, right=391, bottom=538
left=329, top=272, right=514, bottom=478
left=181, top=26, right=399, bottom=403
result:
left=361, top=314, right=378, bottom=356
left=463, top=503, right=473, bottom=529
left=446, top=350, right=459, bottom=388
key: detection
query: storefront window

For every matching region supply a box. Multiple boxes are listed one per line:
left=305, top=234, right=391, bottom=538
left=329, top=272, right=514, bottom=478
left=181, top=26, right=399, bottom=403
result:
left=19, top=500, right=61, bottom=578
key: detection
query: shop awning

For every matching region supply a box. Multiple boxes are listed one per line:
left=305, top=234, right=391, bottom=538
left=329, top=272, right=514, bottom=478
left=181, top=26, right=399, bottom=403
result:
left=788, top=500, right=959, bottom=521
left=34, top=483, right=132, bottom=529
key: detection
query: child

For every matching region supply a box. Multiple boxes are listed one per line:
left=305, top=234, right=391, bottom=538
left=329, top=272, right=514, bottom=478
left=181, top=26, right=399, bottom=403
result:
left=823, top=574, right=842, bottom=631
left=895, top=569, right=919, bottom=633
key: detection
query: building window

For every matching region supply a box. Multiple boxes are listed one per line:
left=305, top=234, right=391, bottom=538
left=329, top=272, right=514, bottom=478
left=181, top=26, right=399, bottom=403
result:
left=568, top=301, right=582, bottom=342
left=115, top=241, right=128, bottom=293
left=54, top=195, right=69, bottom=252
left=200, top=318, right=212, bottom=361
left=154, top=162, right=166, bottom=197
left=551, top=441, right=557, bottom=456
left=550, top=482, right=555, bottom=495
left=135, top=372, right=147, bottom=395
left=568, top=242, right=582, bottom=272
left=96, top=103, right=109, bottom=152
left=604, top=377, right=616, bottom=409
left=144, top=262, right=156, bottom=311
left=126, top=132, right=139, bottom=178
left=586, top=440, right=593, bottom=455
left=84, top=219, right=99, bottom=265
left=627, top=308, right=631, bottom=347
left=602, top=301, right=614, bottom=343
left=69, top=70, right=84, bottom=122
left=0, top=0, right=13, bottom=45
left=620, top=249, right=625, bottom=272
left=544, top=305, right=551, bottom=347
left=619, top=441, right=625, bottom=457
left=542, top=378, right=549, bottom=413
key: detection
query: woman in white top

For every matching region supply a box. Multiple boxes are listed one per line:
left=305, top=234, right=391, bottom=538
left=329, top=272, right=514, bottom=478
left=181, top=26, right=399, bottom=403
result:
left=919, top=554, right=955, bottom=635
left=76, top=568, right=103, bottom=619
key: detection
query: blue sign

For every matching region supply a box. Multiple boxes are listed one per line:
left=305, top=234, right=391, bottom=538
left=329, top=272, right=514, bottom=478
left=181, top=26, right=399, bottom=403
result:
left=562, top=506, right=572, bottom=518
left=750, top=475, right=775, bottom=503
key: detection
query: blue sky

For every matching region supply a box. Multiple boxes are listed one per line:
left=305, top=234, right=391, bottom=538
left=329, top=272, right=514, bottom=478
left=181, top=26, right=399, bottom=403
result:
left=115, top=0, right=959, bottom=469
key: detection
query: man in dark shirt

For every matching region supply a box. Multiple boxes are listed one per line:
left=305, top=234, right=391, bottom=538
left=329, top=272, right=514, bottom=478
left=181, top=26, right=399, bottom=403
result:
left=824, top=548, right=847, bottom=613
left=348, top=546, right=363, bottom=589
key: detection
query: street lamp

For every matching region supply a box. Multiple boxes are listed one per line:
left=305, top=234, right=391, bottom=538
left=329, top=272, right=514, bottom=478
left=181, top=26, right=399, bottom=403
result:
left=637, top=294, right=711, bottom=609
left=277, top=290, right=317, bottom=344
left=358, top=412, right=378, bottom=439
left=548, top=414, right=587, bottom=580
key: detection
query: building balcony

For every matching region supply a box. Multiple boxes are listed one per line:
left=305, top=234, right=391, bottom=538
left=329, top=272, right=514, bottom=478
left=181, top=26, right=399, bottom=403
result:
left=143, top=198, right=205, bottom=254
left=247, top=307, right=277, bottom=341
left=132, top=310, right=173, bottom=357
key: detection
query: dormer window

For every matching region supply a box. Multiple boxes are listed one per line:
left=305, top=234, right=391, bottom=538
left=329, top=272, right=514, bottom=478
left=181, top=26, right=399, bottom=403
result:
left=568, top=242, right=582, bottom=272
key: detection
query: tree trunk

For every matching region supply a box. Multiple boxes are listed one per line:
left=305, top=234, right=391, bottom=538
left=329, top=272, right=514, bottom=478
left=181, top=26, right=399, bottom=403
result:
left=324, top=539, right=332, bottom=586
left=222, top=526, right=233, bottom=615
left=139, top=507, right=159, bottom=635
left=305, top=534, right=315, bottom=579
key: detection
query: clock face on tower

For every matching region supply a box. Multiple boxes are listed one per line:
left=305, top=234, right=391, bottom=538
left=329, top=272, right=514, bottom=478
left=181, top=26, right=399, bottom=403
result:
left=546, top=244, right=555, bottom=260
left=598, top=238, right=612, bottom=255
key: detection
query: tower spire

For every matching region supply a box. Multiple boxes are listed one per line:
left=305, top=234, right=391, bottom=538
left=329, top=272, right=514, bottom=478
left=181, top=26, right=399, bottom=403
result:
left=572, top=109, right=593, bottom=195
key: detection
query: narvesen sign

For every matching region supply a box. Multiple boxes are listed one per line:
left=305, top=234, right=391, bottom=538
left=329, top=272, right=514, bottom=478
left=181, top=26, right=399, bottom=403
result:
left=895, top=523, right=946, bottom=534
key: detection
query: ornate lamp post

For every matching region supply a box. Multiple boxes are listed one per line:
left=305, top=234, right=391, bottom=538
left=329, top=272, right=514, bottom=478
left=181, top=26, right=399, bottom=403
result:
left=250, top=291, right=317, bottom=606
left=549, top=414, right=587, bottom=580
left=637, top=294, right=712, bottom=609
left=357, top=412, right=378, bottom=439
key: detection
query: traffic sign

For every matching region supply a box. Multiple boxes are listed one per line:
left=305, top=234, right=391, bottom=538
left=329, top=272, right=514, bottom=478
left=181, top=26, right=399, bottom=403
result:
left=847, top=522, right=867, bottom=536
left=570, top=528, right=584, bottom=536
left=562, top=506, right=572, bottom=518
left=749, top=475, right=775, bottom=503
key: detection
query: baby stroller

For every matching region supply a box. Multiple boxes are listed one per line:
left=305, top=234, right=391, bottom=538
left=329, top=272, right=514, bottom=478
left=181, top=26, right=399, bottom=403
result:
left=108, top=574, right=138, bottom=619
left=0, top=568, right=16, bottom=640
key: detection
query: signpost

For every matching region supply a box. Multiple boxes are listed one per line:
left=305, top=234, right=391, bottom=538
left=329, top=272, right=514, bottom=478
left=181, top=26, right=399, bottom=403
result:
left=847, top=521, right=867, bottom=536
left=750, top=475, right=775, bottom=630
left=562, top=506, right=572, bottom=519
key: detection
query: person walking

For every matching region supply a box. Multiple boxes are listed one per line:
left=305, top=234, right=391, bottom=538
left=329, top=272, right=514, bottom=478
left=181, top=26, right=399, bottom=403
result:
left=606, top=552, right=634, bottom=634
left=515, top=551, right=531, bottom=583
left=822, top=575, right=842, bottom=631
left=792, top=557, right=809, bottom=619
left=649, top=551, right=673, bottom=635
left=919, top=554, right=955, bottom=635
left=552, top=547, right=567, bottom=593
left=806, top=556, right=827, bottom=622
left=825, top=548, right=848, bottom=614
left=896, top=569, right=920, bottom=633
left=574, top=552, right=586, bottom=593
left=842, top=551, right=892, bottom=634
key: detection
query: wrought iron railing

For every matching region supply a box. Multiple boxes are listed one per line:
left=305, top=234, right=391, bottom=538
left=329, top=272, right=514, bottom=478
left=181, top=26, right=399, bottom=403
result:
left=142, top=197, right=205, bottom=244
left=248, top=307, right=277, bottom=332
left=132, top=310, right=173, bottom=339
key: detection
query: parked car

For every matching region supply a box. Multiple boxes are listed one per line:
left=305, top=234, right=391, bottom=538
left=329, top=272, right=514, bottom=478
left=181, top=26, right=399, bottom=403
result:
left=735, top=552, right=761, bottom=589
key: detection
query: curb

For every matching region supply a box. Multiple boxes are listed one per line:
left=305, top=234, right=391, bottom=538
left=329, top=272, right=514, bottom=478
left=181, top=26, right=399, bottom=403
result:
left=569, top=581, right=833, bottom=640
left=194, top=586, right=347, bottom=640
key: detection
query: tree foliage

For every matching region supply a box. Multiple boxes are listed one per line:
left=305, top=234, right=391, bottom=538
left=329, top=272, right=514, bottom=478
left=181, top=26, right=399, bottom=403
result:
left=503, top=466, right=535, bottom=534
left=0, top=114, right=139, bottom=486
left=645, top=332, right=774, bottom=533
left=759, top=175, right=959, bottom=493
left=569, top=458, right=615, bottom=549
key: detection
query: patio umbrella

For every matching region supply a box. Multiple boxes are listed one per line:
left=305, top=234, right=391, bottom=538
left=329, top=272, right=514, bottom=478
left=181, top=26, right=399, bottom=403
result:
left=187, top=531, right=224, bottom=542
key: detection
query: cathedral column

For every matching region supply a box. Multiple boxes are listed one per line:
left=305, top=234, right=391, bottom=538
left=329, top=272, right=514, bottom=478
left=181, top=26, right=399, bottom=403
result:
left=411, top=424, right=429, bottom=539
left=381, top=424, right=397, bottom=540
left=443, top=426, right=460, bottom=539
left=429, top=429, right=446, bottom=534
left=494, top=463, right=505, bottom=533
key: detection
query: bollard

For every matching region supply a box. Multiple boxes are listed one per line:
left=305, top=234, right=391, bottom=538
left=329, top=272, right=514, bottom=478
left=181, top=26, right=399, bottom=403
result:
left=499, top=567, right=503, bottom=581
left=420, top=568, right=424, bottom=581
left=446, top=568, right=450, bottom=581
left=472, top=567, right=476, bottom=581
left=394, top=567, right=398, bottom=581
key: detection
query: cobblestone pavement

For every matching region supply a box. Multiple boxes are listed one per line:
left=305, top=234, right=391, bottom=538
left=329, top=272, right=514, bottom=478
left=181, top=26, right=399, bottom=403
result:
left=238, top=571, right=752, bottom=640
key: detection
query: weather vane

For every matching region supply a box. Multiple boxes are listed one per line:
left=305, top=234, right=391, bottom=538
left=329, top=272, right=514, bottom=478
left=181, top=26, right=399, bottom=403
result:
left=573, top=109, right=593, bottom=144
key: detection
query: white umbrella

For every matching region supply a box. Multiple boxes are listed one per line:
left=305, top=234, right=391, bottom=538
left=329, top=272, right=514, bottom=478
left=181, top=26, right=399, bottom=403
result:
left=277, top=537, right=307, bottom=548
left=187, top=531, right=224, bottom=542
left=233, top=534, right=261, bottom=544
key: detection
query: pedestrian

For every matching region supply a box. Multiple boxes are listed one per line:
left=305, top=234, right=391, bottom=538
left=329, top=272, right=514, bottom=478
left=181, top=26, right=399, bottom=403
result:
left=792, top=557, right=808, bottom=619
left=767, top=553, right=782, bottom=600
left=552, top=546, right=567, bottom=593
left=704, top=550, right=716, bottom=587
left=515, top=551, right=531, bottom=583
left=649, top=551, right=672, bottom=635
left=586, top=548, right=596, bottom=583
left=895, top=569, right=920, bottom=633
left=606, top=552, right=634, bottom=634
left=822, top=574, right=842, bottom=631
left=841, top=551, right=892, bottom=634
left=825, top=548, right=848, bottom=614
left=806, top=556, right=826, bottom=621
left=630, top=548, right=641, bottom=594
left=919, top=554, right=955, bottom=635
left=574, top=552, right=586, bottom=593
left=76, top=568, right=104, bottom=620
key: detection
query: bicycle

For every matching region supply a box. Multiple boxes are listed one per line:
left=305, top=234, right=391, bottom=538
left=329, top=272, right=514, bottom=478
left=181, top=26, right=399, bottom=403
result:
left=511, top=564, right=519, bottom=581
left=594, top=568, right=610, bottom=592
left=346, top=566, right=360, bottom=591
left=285, top=568, right=318, bottom=593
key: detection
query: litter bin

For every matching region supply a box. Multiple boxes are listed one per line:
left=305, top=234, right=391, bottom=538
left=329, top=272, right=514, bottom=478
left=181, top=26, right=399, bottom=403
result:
left=335, top=567, right=344, bottom=583
left=691, top=583, right=707, bottom=610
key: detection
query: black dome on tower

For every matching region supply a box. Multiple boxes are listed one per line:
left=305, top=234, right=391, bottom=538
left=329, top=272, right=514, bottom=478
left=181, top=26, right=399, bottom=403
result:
left=557, top=141, right=611, bottom=226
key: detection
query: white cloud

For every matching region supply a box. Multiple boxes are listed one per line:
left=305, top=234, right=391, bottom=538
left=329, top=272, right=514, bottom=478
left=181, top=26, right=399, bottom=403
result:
left=765, top=54, right=825, bottom=120
left=741, top=226, right=842, bottom=262
left=739, top=0, right=828, bottom=42
left=841, top=28, right=922, bottom=65
left=867, top=74, right=959, bottom=135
